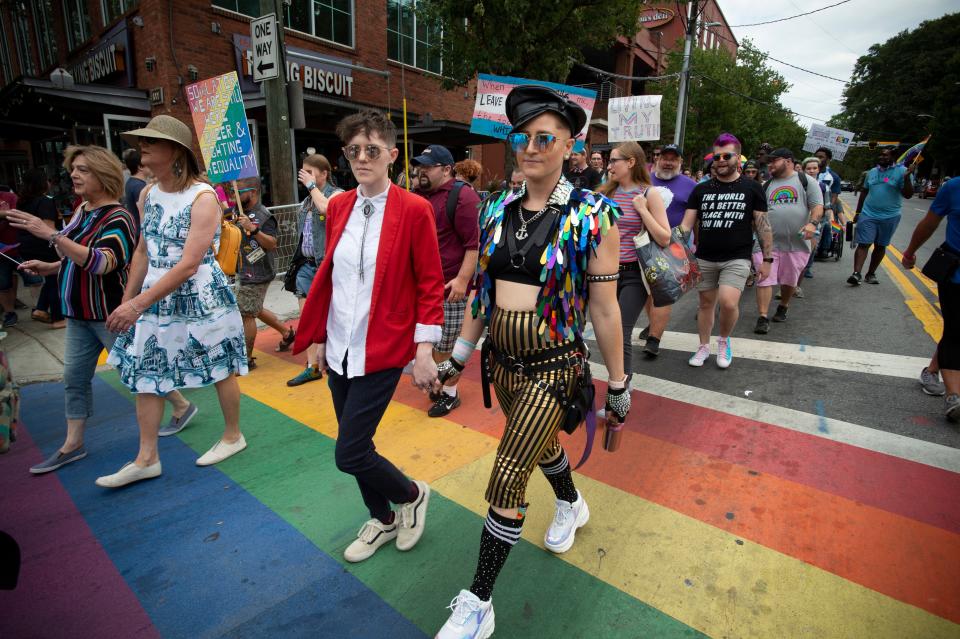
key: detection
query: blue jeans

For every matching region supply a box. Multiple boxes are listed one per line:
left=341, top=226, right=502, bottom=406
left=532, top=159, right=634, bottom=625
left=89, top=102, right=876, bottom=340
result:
left=64, top=319, right=117, bottom=420
left=295, top=260, right=318, bottom=298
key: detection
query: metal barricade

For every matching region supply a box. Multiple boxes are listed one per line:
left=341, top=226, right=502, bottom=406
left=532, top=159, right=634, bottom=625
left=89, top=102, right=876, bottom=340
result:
left=266, top=203, right=303, bottom=276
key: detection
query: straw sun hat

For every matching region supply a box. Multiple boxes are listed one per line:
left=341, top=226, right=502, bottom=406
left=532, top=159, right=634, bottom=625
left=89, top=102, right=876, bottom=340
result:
left=121, top=115, right=200, bottom=174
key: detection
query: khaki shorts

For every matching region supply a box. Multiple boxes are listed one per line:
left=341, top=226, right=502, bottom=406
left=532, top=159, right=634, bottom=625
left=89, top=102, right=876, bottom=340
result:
left=236, top=281, right=270, bottom=316
left=696, top=258, right=751, bottom=292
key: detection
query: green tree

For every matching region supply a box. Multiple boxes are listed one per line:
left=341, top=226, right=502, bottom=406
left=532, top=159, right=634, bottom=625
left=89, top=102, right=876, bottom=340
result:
left=415, top=0, right=645, bottom=88
left=659, top=40, right=807, bottom=166
left=832, top=12, right=960, bottom=177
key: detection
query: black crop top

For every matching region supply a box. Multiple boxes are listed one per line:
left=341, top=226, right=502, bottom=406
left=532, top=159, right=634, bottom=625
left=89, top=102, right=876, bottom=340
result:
left=486, top=205, right=560, bottom=286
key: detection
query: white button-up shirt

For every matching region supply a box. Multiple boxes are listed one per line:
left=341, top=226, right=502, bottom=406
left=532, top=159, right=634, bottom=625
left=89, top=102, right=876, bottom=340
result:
left=326, top=185, right=388, bottom=378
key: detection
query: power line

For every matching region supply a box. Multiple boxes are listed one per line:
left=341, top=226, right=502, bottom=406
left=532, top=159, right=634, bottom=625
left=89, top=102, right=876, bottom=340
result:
left=571, top=59, right=680, bottom=82
left=706, top=27, right=850, bottom=84
left=728, top=0, right=853, bottom=28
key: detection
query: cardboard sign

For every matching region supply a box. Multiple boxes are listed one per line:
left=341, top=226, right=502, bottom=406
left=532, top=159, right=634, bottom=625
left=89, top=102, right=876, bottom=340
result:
left=470, top=73, right=596, bottom=152
left=608, top=95, right=662, bottom=142
left=186, top=71, right=259, bottom=183
left=802, top=124, right=855, bottom=161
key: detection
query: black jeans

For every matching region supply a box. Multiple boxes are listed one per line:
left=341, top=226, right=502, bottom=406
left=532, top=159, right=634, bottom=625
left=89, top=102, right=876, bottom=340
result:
left=939, top=280, right=959, bottom=371
left=327, top=355, right=411, bottom=522
left=36, top=274, right=62, bottom=321
left=617, top=268, right=649, bottom=384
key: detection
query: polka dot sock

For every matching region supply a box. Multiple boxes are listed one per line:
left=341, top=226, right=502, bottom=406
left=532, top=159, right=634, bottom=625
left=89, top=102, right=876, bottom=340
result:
left=539, top=451, right=578, bottom=503
left=468, top=507, right=524, bottom=601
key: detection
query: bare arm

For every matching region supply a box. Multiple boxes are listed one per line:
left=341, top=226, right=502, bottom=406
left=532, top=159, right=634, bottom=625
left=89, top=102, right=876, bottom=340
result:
left=587, top=223, right=625, bottom=382
left=753, top=210, right=773, bottom=258
left=855, top=186, right=868, bottom=216
left=679, top=207, right=698, bottom=234
left=902, top=212, right=943, bottom=269
left=122, top=188, right=151, bottom=303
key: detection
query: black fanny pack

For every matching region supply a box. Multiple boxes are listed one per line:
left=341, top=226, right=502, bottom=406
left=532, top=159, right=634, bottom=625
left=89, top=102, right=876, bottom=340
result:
left=921, top=243, right=960, bottom=284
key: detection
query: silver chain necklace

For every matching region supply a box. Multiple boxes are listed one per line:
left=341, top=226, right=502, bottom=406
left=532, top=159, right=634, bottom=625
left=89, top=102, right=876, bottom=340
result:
left=515, top=204, right=550, bottom=240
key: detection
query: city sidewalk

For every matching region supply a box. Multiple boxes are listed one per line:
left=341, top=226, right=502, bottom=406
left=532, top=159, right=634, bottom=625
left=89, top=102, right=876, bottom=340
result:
left=3, top=279, right=300, bottom=386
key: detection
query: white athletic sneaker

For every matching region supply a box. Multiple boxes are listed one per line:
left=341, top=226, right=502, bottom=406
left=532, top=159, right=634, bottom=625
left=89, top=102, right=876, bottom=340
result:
left=343, top=518, right=398, bottom=563
left=397, top=480, right=431, bottom=551
left=435, top=590, right=495, bottom=639
left=688, top=344, right=710, bottom=367
left=716, top=337, right=733, bottom=369
left=544, top=489, right=590, bottom=553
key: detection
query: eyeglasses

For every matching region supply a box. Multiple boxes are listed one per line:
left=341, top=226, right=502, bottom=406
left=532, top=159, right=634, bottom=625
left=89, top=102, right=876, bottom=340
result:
left=608, top=157, right=629, bottom=166
left=714, top=152, right=737, bottom=161
left=236, top=187, right=257, bottom=194
left=507, top=133, right=558, bottom=153
left=343, top=144, right=392, bottom=161
left=139, top=137, right=156, bottom=146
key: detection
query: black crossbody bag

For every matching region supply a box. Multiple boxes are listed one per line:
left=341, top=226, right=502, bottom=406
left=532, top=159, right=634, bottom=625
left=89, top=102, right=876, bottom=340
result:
left=921, top=243, right=960, bottom=284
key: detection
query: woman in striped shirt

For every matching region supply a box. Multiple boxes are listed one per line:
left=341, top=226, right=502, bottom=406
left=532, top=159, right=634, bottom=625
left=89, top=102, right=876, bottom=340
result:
left=598, top=142, right=671, bottom=384
left=10, top=145, right=195, bottom=475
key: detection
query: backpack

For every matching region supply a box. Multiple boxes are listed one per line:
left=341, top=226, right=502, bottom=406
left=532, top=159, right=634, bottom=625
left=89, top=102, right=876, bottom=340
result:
left=445, top=180, right=467, bottom=235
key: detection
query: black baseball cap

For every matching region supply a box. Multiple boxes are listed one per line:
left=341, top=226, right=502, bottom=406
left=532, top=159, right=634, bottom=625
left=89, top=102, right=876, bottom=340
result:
left=505, top=85, right=587, bottom=136
left=769, top=147, right=794, bottom=161
left=411, top=145, right=454, bottom=167
left=660, top=144, right=683, bottom=157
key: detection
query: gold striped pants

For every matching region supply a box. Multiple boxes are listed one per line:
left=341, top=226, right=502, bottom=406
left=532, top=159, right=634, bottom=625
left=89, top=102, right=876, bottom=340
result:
left=484, top=308, right=579, bottom=509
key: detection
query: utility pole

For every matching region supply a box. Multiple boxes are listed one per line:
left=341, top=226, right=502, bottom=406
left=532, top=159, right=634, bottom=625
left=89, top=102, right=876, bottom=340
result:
left=260, top=0, right=294, bottom=205
left=673, top=0, right=698, bottom=149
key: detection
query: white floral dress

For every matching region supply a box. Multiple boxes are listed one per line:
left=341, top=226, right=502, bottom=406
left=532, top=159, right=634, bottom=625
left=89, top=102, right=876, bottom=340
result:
left=109, top=182, right=248, bottom=394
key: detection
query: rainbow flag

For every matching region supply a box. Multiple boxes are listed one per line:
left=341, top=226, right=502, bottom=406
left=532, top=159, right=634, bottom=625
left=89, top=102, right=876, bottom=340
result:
left=831, top=219, right=843, bottom=233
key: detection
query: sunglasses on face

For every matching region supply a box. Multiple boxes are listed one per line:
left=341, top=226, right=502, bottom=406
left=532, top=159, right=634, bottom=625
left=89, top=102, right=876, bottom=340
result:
left=342, top=144, right=391, bottom=161
left=507, top=132, right=558, bottom=153
left=139, top=137, right=156, bottom=146
left=714, top=152, right=737, bottom=161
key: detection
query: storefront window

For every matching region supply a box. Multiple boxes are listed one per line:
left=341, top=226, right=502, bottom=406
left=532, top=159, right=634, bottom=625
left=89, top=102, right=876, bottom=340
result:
left=101, top=0, right=139, bottom=24
left=387, top=0, right=440, bottom=74
left=0, top=14, right=13, bottom=85
left=63, top=0, right=92, bottom=50
left=12, top=5, right=35, bottom=76
left=31, top=0, right=59, bottom=70
left=213, top=1, right=352, bottom=47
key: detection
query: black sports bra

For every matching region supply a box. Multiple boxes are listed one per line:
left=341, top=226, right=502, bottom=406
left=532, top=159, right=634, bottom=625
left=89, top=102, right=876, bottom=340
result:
left=486, top=205, right=559, bottom=287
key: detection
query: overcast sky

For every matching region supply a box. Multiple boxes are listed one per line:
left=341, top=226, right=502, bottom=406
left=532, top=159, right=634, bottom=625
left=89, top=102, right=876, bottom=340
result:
left=718, top=0, right=955, bottom=133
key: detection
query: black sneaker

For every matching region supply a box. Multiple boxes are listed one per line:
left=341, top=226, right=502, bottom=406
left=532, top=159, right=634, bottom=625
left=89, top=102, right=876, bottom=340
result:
left=864, top=273, right=879, bottom=284
left=643, top=336, right=660, bottom=357
left=2, top=312, right=17, bottom=327
left=772, top=305, right=788, bottom=322
left=638, top=326, right=650, bottom=341
left=428, top=393, right=461, bottom=418
left=847, top=272, right=862, bottom=286
left=754, top=316, right=770, bottom=334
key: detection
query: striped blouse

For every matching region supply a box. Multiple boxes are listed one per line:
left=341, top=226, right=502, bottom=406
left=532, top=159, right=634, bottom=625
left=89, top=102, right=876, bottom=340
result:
left=58, top=204, right=139, bottom=321
left=612, top=187, right=645, bottom=264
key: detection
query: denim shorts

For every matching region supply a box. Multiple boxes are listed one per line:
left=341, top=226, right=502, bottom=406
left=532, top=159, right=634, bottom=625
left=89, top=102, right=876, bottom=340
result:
left=855, top=216, right=901, bottom=247
left=0, top=259, right=43, bottom=290
left=295, top=261, right=318, bottom=298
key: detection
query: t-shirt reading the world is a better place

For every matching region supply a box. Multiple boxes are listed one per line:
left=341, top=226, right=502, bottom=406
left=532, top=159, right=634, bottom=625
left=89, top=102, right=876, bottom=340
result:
left=688, top=176, right=768, bottom=262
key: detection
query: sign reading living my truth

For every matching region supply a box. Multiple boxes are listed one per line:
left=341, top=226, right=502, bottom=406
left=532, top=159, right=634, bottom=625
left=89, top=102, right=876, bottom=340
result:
left=186, top=71, right=259, bottom=183
left=608, top=95, right=662, bottom=142
left=470, top=73, right=596, bottom=153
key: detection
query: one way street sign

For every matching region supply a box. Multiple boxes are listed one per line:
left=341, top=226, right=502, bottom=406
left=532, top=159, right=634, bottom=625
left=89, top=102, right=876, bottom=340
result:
left=251, top=13, right=279, bottom=82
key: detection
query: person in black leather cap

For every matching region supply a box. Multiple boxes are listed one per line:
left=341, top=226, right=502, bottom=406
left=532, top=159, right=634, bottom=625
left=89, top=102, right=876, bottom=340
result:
left=431, top=84, right=631, bottom=638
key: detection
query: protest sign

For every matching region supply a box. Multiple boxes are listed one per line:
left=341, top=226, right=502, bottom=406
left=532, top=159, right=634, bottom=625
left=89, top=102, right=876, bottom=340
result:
left=607, top=95, right=662, bottom=142
left=802, top=124, right=855, bottom=161
left=186, top=71, right=258, bottom=183
left=470, top=74, right=596, bottom=152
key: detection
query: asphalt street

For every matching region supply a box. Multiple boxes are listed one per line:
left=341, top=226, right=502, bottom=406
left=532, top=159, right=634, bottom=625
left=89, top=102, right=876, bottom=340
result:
left=590, top=191, right=959, bottom=449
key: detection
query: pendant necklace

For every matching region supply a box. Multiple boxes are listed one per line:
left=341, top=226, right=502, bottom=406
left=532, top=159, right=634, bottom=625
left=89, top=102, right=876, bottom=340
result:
left=515, top=204, right=550, bottom=240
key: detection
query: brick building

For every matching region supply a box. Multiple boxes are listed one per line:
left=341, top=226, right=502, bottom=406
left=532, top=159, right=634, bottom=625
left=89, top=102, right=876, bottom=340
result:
left=0, top=0, right=482, bottom=202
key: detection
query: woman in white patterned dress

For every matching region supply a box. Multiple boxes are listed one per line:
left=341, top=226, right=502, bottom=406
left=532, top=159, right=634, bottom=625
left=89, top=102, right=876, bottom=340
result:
left=97, top=115, right=248, bottom=488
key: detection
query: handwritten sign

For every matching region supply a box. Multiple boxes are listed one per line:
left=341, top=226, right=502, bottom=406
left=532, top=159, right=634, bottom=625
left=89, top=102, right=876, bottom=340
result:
left=470, top=73, right=596, bottom=152
left=608, top=95, right=662, bottom=143
left=186, top=71, right=258, bottom=183
left=802, top=124, right=855, bottom=161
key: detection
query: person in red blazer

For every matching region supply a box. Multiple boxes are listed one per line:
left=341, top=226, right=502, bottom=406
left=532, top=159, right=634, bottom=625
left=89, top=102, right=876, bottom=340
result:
left=293, top=109, right=444, bottom=564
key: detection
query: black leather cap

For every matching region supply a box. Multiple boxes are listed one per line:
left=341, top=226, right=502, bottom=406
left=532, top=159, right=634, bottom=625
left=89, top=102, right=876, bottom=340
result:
left=505, top=85, right=587, bottom=136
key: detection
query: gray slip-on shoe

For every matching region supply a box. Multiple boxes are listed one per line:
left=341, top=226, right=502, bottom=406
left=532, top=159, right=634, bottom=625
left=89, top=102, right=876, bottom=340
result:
left=159, top=402, right=199, bottom=437
left=30, top=447, right=88, bottom=474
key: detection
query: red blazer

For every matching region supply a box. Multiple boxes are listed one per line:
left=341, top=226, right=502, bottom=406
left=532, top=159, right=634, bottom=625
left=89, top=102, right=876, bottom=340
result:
left=293, top=183, right=445, bottom=374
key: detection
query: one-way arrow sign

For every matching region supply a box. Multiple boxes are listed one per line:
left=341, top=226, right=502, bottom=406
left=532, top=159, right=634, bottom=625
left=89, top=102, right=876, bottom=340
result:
left=251, top=14, right=280, bottom=82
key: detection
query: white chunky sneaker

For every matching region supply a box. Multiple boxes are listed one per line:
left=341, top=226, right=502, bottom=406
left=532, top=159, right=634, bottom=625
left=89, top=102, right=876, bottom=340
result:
left=544, top=489, right=590, bottom=553
left=688, top=343, right=710, bottom=367
left=397, top=480, right=431, bottom=551
left=435, top=590, right=495, bottom=639
left=716, top=337, right=733, bottom=369
left=343, top=518, right=398, bottom=563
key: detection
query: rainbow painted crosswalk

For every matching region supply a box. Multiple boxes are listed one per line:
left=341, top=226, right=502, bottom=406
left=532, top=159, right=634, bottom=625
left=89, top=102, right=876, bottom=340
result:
left=2, top=326, right=959, bottom=638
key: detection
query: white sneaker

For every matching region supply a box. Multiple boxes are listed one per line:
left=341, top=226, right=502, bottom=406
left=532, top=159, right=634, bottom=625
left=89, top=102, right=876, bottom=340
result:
left=95, top=461, right=162, bottom=488
left=196, top=434, right=247, bottom=466
left=435, top=590, right=495, bottom=639
left=344, top=518, right=398, bottom=563
left=688, top=344, right=710, bottom=367
left=545, top=489, right=590, bottom=553
left=397, top=480, right=431, bottom=551
left=716, top=338, right=733, bottom=369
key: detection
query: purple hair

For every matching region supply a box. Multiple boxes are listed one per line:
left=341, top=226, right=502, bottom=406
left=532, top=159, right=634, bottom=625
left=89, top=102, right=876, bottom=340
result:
left=713, top=133, right=741, bottom=151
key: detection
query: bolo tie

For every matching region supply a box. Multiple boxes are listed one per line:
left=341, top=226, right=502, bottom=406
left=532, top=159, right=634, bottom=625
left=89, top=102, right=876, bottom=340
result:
left=359, top=199, right=375, bottom=281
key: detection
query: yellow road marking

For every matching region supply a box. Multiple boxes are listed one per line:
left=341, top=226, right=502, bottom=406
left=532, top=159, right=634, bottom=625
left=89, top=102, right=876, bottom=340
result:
left=886, top=244, right=940, bottom=303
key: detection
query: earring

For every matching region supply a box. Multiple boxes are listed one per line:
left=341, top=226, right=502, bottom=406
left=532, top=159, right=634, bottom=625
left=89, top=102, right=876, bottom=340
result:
left=173, top=160, right=182, bottom=177
left=564, top=154, right=571, bottom=160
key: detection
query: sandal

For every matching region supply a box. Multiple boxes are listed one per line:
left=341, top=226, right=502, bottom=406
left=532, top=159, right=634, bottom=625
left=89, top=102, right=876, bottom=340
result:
left=31, top=309, right=51, bottom=323
left=276, top=327, right=295, bottom=352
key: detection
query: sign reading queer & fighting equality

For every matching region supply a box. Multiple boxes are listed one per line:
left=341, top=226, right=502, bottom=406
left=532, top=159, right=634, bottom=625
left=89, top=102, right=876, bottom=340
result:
left=186, top=71, right=259, bottom=183
left=802, top=124, right=855, bottom=162
left=607, top=95, right=662, bottom=142
left=470, top=73, right=596, bottom=152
